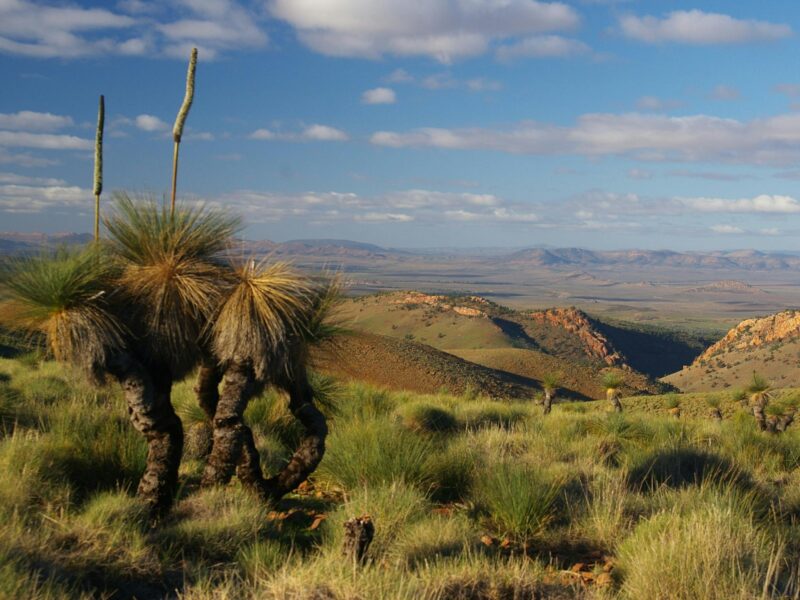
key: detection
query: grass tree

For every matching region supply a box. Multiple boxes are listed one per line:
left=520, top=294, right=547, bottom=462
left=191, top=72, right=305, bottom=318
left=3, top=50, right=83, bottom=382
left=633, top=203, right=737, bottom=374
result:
left=746, top=372, right=772, bottom=432
left=665, top=393, right=681, bottom=419
left=1, top=193, right=336, bottom=514
left=602, top=371, right=624, bottom=413
left=540, top=372, right=560, bottom=415
left=763, top=398, right=797, bottom=434
left=100, top=194, right=239, bottom=512
left=731, top=388, right=748, bottom=407
left=200, top=265, right=341, bottom=502
left=706, top=395, right=723, bottom=422
left=0, top=247, right=190, bottom=513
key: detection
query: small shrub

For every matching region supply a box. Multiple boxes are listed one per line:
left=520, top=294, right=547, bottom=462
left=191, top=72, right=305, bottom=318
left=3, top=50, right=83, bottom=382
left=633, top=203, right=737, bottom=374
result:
left=337, top=383, right=396, bottom=421
left=664, top=394, right=681, bottom=410
left=455, top=402, right=527, bottom=430
left=395, top=402, right=457, bottom=433
left=318, top=418, right=434, bottom=490
left=616, top=501, right=780, bottom=599
left=427, top=440, right=480, bottom=503
left=626, top=447, right=749, bottom=493
left=476, top=462, right=562, bottom=540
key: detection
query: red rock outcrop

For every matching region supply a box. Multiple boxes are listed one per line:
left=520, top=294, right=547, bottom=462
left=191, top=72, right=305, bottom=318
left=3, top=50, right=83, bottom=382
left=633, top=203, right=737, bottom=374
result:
left=696, top=310, right=800, bottom=361
left=528, top=307, right=625, bottom=366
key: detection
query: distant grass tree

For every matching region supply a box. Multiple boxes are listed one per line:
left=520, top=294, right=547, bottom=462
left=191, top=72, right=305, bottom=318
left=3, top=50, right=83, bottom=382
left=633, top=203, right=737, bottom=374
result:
left=540, top=372, right=560, bottom=416
left=706, top=396, right=723, bottom=422
left=746, top=372, right=773, bottom=432
left=602, top=371, right=624, bottom=413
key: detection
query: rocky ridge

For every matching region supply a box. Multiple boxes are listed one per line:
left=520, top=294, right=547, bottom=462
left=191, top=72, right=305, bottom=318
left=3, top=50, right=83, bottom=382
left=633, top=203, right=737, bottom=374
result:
left=695, top=310, right=800, bottom=361
left=527, top=307, right=626, bottom=366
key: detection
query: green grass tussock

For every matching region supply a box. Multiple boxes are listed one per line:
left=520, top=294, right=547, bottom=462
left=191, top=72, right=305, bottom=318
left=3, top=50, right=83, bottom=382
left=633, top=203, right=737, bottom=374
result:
left=476, top=461, right=564, bottom=541
left=3, top=355, right=800, bottom=598
left=616, top=496, right=783, bottom=600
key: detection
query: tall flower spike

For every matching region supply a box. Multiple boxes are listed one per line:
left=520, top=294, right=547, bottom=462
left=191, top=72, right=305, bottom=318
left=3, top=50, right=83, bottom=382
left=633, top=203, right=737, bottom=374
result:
left=93, top=95, right=104, bottom=242
left=171, top=48, right=197, bottom=217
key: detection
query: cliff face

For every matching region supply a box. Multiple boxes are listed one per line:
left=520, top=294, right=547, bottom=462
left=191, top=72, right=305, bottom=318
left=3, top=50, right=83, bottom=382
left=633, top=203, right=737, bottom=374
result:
left=697, top=310, right=800, bottom=361
left=391, top=292, right=489, bottom=318
left=528, top=307, right=626, bottom=366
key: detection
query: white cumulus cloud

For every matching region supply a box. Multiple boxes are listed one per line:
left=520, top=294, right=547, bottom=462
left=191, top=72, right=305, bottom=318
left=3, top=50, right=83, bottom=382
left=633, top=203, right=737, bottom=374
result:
left=301, top=124, right=349, bottom=141
left=135, top=114, right=169, bottom=132
left=370, top=111, right=800, bottom=166
left=710, top=224, right=744, bottom=234
left=0, top=111, right=73, bottom=131
left=680, top=195, right=800, bottom=213
left=0, top=131, right=92, bottom=150
left=0, top=0, right=268, bottom=59
left=269, top=0, right=580, bottom=63
left=620, top=10, right=792, bottom=45
left=495, top=35, right=589, bottom=61
left=362, top=87, right=396, bottom=105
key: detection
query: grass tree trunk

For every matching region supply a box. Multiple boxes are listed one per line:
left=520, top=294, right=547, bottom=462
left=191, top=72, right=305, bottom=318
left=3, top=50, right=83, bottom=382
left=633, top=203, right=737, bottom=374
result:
left=194, top=356, right=222, bottom=420
left=188, top=356, right=222, bottom=459
left=543, top=390, right=553, bottom=415
left=608, top=389, right=623, bottom=413
left=201, top=361, right=258, bottom=487
left=261, top=370, right=328, bottom=500
left=233, top=369, right=328, bottom=502
left=107, top=354, right=183, bottom=516
left=199, top=360, right=329, bottom=502
left=764, top=412, right=794, bottom=434
left=753, top=402, right=767, bottom=431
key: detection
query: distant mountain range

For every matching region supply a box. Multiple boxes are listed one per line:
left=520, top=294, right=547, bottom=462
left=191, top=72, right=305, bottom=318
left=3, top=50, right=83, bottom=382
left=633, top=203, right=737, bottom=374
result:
left=2, top=233, right=800, bottom=271
left=504, top=248, right=800, bottom=270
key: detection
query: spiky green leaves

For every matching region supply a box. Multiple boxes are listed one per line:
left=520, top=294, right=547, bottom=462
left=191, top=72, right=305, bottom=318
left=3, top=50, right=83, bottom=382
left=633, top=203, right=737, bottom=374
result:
left=211, top=261, right=312, bottom=380
left=746, top=372, right=772, bottom=408
left=104, top=194, right=240, bottom=375
left=602, top=371, right=623, bottom=390
left=541, top=372, right=560, bottom=393
left=211, top=264, right=343, bottom=380
left=0, top=247, right=124, bottom=376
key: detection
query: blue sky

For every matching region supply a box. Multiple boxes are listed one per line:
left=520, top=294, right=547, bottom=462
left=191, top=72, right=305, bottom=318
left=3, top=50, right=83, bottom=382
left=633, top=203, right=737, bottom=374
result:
left=2, top=0, right=800, bottom=250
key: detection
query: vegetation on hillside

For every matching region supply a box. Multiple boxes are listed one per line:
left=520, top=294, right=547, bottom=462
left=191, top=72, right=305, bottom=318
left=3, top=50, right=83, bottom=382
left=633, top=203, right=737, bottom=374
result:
left=1, top=356, right=799, bottom=598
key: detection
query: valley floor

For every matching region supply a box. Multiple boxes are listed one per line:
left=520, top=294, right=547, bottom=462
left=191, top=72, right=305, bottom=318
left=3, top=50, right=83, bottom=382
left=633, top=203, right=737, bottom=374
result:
left=1, top=356, right=799, bottom=599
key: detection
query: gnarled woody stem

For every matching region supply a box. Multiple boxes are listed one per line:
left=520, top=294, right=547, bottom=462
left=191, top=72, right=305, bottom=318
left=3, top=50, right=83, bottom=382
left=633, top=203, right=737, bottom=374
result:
left=197, top=361, right=327, bottom=502
left=107, top=353, right=183, bottom=516
left=201, top=361, right=257, bottom=487
left=194, top=357, right=222, bottom=420
left=261, top=371, right=328, bottom=499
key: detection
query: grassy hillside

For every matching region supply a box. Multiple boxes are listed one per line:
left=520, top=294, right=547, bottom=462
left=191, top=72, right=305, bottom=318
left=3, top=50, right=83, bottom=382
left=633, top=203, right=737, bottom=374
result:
left=2, top=356, right=800, bottom=598
left=665, top=337, right=800, bottom=392
left=316, top=332, right=538, bottom=399
left=336, top=292, right=698, bottom=398
left=450, top=348, right=661, bottom=400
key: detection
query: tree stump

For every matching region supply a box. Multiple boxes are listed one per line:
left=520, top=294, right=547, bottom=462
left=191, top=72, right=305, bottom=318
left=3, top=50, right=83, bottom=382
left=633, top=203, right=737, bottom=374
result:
left=343, top=515, right=374, bottom=564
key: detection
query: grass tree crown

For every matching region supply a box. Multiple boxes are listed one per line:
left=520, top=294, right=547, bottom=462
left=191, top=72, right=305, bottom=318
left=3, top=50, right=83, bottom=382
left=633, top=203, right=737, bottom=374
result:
left=103, top=193, right=240, bottom=377
left=0, top=247, right=125, bottom=380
